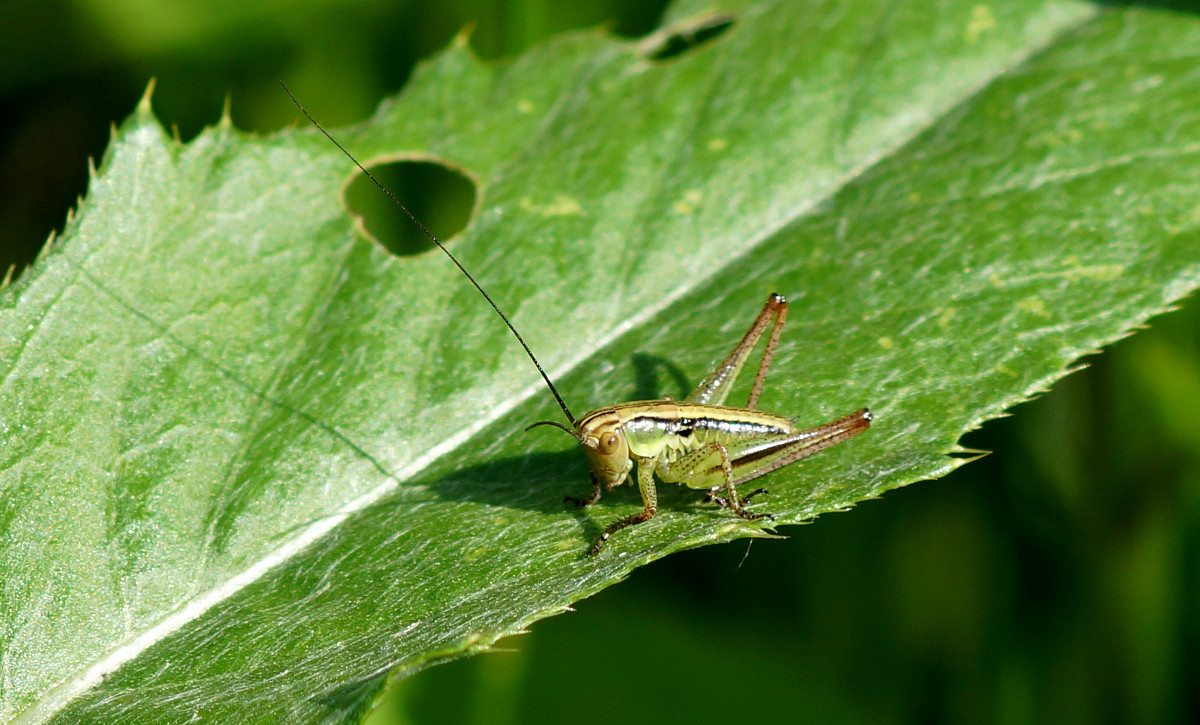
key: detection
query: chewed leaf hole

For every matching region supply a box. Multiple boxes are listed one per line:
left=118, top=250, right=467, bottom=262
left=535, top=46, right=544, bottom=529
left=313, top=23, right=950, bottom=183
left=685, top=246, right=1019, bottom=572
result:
left=642, top=12, right=735, bottom=61
left=345, top=159, right=476, bottom=257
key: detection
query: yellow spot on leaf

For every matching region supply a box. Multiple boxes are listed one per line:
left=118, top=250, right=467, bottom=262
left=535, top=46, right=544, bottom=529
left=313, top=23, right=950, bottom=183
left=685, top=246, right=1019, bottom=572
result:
left=546, top=196, right=583, bottom=216
left=517, top=99, right=534, bottom=114
left=1069, top=263, right=1124, bottom=282
left=673, top=189, right=704, bottom=215
left=1018, top=296, right=1048, bottom=317
left=1038, top=127, right=1084, bottom=147
left=995, top=363, right=1018, bottom=378
left=877, top=336, right=896, bottom=350
left=938, top=307, right=957, bottom=328
left=520, top=195, right=584, bottom=217
left=965, top=5, right=996, bottom=44
left=708, top=137, right=729, bottom=151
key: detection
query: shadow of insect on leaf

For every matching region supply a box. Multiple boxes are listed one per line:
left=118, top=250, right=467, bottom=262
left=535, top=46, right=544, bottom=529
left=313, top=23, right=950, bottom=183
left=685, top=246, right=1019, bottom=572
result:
left=640, top=12, right=736, bottom=62
left=413, top=447, right=735, bottom=551
left=630, top=352, right=692, bottom=402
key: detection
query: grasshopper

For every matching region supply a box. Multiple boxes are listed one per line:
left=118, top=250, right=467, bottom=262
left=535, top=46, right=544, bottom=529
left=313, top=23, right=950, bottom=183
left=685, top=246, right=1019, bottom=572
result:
left=284, top=84, right=872, bottom=556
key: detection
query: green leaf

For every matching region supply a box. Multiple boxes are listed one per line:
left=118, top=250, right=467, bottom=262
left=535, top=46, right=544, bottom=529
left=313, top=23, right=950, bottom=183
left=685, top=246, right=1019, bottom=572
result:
left=3, top=0, right=1199, bottom=722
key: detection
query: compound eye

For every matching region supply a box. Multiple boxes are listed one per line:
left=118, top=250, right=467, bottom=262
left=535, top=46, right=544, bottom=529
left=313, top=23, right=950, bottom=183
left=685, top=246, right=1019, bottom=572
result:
left=598, top=432, right=620, bottom=455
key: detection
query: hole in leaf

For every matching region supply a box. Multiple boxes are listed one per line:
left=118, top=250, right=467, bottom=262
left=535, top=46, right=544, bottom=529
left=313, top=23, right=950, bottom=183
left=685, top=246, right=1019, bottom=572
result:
left=642, top=12, right=735, bottom=61
left=345, top=160, right=476, bottom=257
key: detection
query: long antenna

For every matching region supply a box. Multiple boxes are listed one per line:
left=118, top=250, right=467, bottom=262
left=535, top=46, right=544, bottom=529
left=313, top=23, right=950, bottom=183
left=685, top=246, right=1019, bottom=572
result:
left=282, top=82, right=578, bottom=427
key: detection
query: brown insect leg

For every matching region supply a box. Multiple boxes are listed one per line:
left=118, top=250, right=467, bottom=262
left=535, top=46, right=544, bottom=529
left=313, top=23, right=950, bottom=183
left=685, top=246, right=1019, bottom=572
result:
left=705, top=486, right=770, bottom=510
left=565, top=472, right=603, bottom=508
left=712, top=442, right=773, bottom=521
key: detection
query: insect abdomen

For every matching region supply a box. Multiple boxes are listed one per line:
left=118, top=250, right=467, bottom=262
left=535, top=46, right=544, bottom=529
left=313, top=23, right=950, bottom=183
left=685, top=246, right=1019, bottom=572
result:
left=620, top=404, right=795, bottom=459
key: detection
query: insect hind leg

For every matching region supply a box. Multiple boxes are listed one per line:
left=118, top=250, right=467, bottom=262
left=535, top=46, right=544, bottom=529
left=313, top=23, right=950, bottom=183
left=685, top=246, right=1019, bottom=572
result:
left=685, top=293, right=788, bottom=408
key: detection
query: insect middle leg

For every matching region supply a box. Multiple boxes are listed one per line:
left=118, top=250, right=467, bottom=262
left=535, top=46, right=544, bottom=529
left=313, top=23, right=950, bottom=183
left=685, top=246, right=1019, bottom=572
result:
left=658, top=442, right=773, bottom=521
left=705, top=485, right=770, bottom=510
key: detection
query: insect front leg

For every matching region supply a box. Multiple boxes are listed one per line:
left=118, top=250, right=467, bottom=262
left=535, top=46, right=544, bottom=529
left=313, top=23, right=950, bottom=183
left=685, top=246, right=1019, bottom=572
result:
left=565, top=471, right=603, bottom=508
left=589, top=455, right=658, bottom=557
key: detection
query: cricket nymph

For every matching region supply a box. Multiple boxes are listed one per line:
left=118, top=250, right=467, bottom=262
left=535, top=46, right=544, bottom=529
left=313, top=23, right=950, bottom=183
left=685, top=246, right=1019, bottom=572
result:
left=529, top=293, right=872, bottom=556
left=285, top=86, right=872, bottom=558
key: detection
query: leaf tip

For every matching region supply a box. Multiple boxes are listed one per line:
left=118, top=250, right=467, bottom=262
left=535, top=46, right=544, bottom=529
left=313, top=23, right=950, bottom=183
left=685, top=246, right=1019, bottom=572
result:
left=137, top=78, right=157, bottom=116
left=452, top=23, right=475, bottom=49
left=219, top=93, right=233, bottom=128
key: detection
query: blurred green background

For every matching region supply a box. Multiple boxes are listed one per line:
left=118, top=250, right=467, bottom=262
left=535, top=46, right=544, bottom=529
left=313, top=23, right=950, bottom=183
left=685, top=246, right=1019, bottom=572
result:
left=2, top=1, right=1196, bottom=723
